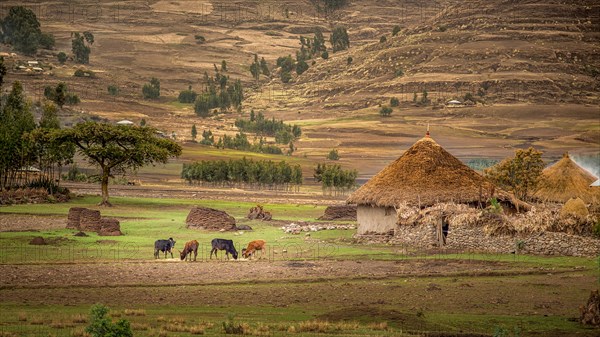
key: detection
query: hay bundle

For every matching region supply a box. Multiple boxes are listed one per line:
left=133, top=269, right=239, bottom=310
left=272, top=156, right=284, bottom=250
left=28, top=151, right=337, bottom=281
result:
left=319, top=205, right=357, bottom=221
left=347, top=136, right=517, bottom=209
left=79, top=209, right=102, bottom=231
left=67, top=207, right=86, bottom=229
left=580, top=290, right=600, bottom=326
left=98, top=218, right=122, bottom=236
left=482, top=212, right=514, bottom=236
left=396, top=202, right=480, bottom=228
left=535, top=153, right=598, bottom=203
left=560, top=197, right=589, bottom=220
left=186, top=206, right=236, bottom=231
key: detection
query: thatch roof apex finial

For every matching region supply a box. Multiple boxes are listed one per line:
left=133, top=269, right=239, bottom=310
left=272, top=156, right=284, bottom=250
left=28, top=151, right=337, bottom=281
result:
left=425, top=123, right=430, bottom=137
left=563, top=152, right=569, bottom=159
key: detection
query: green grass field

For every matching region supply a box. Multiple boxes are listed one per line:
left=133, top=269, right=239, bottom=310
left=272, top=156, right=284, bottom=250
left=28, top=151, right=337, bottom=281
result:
left=1, top=196, right=599, bottom=337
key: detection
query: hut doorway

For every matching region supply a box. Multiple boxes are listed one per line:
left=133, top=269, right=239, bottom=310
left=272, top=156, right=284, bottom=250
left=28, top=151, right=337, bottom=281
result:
left=436, top=215, right=449, bottom=246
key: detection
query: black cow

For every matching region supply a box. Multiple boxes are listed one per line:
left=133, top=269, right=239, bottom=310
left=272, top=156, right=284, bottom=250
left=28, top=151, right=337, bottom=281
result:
left=154, top=238, right=176, bottom=259
left=210, top=238, right=238, bottom=260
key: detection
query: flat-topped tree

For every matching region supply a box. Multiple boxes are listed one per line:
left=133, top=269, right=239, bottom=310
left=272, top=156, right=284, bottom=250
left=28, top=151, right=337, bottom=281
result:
left=56, top=122, right=182, bottom=206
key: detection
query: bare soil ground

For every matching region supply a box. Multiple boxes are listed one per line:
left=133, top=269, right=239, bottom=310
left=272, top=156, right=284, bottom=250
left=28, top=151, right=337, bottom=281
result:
left=0, top=214, right=66, bottom=232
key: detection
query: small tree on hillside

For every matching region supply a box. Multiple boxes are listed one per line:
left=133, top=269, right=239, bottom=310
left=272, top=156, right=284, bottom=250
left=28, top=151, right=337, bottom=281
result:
left=86, top=304, right=133, bottom=337
left=327, top=149, right=339, bottom=160
left=57, top=52, right=67, bottom=64
left=484, top=147, right=545, bottom=201
left=379, top=105, right=392, bottom=117
left=142, top=77, right=160, bottom=99
left=71, top=31, right=93, bottom=64
left=392, top=25, right=401, bottom=36
left=191, top=124, right=197, bottom=140
left=330, top=26, right=349, bottom=52
left=390, top=97, right=399, bottom=107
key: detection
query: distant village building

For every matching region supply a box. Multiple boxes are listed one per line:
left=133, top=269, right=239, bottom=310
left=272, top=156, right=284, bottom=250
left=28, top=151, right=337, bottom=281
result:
left=32, top=67, right=44, bottom=72
left=27, top=60, right=39, bottom=66
left=446, top=99, right=462, bottom=107
left=116, top=120, right=134, bottom=126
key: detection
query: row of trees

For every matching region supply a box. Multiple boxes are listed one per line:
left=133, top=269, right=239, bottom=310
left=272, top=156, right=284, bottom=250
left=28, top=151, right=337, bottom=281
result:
left=194, top=67, right=243, bottom=116
left=234, top=110, right=301, bottom=145
left=314, top=163, right=357, bottom=195
left=182, top=158, right=302, bottom=191
left=273, top=26, right=349, bottom=83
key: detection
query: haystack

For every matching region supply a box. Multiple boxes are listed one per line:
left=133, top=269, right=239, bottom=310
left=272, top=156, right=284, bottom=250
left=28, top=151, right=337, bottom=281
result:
left=186, top=206, right=236, bottom=231
left=347, top=134, right=520, bottom=234
left=98, top=218, right=122, bottom=236
left=535, top=153, right=599, bottom=204
left=318, top=205, right=357, bottom=221
left=560, top=197, right=589, bottom=220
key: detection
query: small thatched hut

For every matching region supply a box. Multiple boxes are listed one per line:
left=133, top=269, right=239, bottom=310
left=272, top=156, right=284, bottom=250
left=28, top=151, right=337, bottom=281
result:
left=534, top=153, right=599, bottom=204
left=347, top=134, right=517, bottom=235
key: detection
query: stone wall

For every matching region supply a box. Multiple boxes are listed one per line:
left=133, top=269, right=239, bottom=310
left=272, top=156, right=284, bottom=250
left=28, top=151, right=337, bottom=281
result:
left=357, top=224, right=600, bottom=257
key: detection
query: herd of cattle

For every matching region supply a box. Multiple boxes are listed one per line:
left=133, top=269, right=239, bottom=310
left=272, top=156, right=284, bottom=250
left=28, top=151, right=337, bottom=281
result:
left=154, top=238, right=266, bottom=261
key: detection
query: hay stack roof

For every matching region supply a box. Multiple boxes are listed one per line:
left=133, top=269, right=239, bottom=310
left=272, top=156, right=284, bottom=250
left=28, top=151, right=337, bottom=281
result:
left=347, top=136, right=513, bottom=208
left=535, top=153, right=599, bottom=203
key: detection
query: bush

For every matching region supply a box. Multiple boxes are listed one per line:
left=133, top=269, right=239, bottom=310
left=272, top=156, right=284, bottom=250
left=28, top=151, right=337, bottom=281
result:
left=281, top=71, right=292, bottom=83
left=86, top=304, right=133, bottom=337
left=195, top=35, right=206, bottom=43
left=65, top=93, right=80, bottom=105
left=379, top=35, right=387, bottom=43
left=74, top=68, right=95, bottom=77
left=592, top=220, right=600, bottom=238
left=392, top=25, right=401, bottom=36
left=321, top=51, right=329, bottom=59
left=394, top=68, right=404, bottom=77
left=390, top=97, right=399, bottom=107
left=347, top=56, right=353, bottom=65
left=327, top=149, right=339, bottom=160
left=107, top=84, right=118, bottom=96
left=142, top=77, right=160, bottom=99
left=39, top=33, right=55, bottom=49
left=379, top=105, right=392, bottom=116
left=57, top=51, right=67, bottom=64
left=178, top=86, right=197, bottom=103
left=296, top=60, right=308, bottom=75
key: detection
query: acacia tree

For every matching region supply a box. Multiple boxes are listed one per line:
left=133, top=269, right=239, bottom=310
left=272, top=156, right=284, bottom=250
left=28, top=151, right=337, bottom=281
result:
left=484, top=147, right=544, bottom=201
left=56, top=122, right=182, bottom=206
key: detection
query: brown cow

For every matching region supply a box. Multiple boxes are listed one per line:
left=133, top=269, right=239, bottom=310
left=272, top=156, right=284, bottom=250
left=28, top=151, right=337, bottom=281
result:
left=242, top=240, right=266, bottom=259
left=179, top=240, right=199, bottom=261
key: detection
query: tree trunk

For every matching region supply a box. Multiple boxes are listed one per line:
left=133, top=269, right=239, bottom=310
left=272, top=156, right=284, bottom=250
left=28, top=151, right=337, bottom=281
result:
left=99, top=167, right=112, bottom=207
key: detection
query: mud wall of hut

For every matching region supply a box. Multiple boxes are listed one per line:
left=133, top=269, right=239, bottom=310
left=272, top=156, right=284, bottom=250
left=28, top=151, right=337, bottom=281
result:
left=357, top=225, right=600, bottom=257
left=357, top=205, right=397, bottom=235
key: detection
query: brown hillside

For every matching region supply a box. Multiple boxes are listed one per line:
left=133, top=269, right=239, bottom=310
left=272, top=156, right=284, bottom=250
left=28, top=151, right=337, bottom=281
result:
left=291, top=0, right=600, bottom=107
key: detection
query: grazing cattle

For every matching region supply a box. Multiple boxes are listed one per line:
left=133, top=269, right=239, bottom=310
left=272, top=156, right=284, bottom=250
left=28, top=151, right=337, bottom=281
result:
left=154, top=238, right=176, bottom=259
left=210, top=238, right=238, bottom=260
left=179, top=240, right=199, bottom=261
left=242, top=240, right=266, bottom=259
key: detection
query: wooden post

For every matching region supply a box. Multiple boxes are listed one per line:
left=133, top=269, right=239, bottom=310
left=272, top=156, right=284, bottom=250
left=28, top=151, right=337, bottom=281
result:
left=436, top=216, right=444, bottom=247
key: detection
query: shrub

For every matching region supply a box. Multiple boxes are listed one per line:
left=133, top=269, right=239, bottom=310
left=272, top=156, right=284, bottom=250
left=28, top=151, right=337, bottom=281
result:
left=327, top=149, right=339, bottom=160
left=321, top=51, right=329, bottom=59
left=195, top=35, right=206, bottom=43
left=392, top=25, right=401, bottom=36
left=390, top=97, right=399, bottom=107
left=379, top=35, right=387, bottom=43
left=281, top=70, right=292, bottom=83
left=178, top=86, right=197, bottom=103
left=347, top=56, right=353, bottom=65
left=296, top=59, right=308, bottom=75
left=57, top=51, right=67, bottom=64
left=379, top=105, right=392, bottom=116
left=107, top=84, right=118, bottom=96
left=394, top=68, right=404, bottom=77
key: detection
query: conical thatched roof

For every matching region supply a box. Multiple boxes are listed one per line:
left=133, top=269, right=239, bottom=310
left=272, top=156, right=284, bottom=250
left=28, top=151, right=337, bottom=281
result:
left=535, top=153, right=599, bottom=203
left=347, top=136, right=514, bottom=208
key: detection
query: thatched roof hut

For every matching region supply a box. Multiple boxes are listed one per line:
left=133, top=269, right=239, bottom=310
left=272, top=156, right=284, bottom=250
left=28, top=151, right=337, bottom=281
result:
left=347, top=134, right=519, bottom=235
left=534, top=153, right=599, bottom=204
left=347, top=135, right=514, bottom=209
